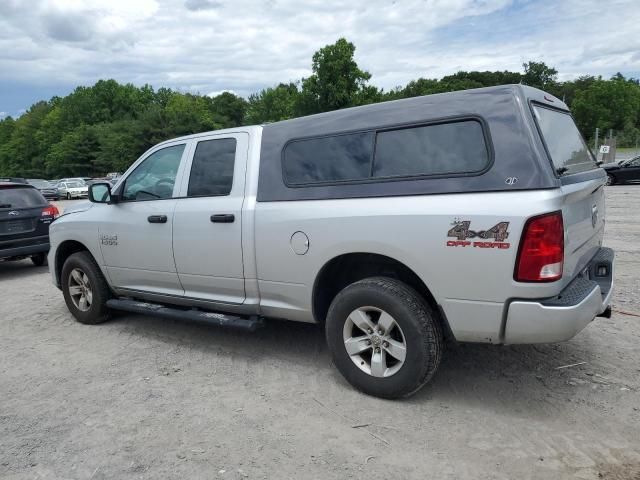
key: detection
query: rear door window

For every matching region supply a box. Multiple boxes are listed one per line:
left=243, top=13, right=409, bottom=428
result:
left=187, top=138, right=237, bottom=197
left=532, top=105, right=596, bottom=175
left=0, top=187, right=46, bottom=208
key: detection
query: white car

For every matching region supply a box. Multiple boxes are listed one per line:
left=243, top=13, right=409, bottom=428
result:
left=57, top=181, right=88, bottom=200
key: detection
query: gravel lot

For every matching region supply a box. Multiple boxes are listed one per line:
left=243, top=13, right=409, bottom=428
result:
left=1, top=188, right=639, bottom=480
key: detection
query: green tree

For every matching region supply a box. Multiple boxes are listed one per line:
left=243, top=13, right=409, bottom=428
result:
left=572, top=78, right=640, bottom=143
left=246, top=83, right=300, bottom=124
left=210, top=92, right=247, bottom=127
left=522, top=61, right=558, bottom=90
left=298, top=38, right=372, bottom=115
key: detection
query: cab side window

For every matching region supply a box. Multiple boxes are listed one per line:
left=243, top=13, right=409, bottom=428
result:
left=187, top=138, right=236, bottom=197
left=122, top=145, right=185, bottom=201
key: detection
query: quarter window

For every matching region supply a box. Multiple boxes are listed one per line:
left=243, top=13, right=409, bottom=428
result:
left=283, top=132, right=373, bottom=185
left=373, top=121, right=488, bottom=177
left=187, top=138, right=236, bottom=197
left=122, top=144, right=185, bottom=201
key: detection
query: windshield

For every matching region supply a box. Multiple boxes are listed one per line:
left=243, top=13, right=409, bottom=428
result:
left=532, top=105, right=597, bottom=175
left=0, top=187, right=46, bottom=208
left=66, top=181, right=84, bottom=188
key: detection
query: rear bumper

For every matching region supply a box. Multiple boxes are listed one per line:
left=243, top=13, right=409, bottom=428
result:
left=0, top=236, right=50, bottom=260
left=504, top=247, right=614, bottom=344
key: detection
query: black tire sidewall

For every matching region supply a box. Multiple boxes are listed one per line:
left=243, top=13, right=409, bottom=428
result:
left=61, top=252, right=110, bottom=324
left=326, top=277, right=441, bottom=399
left=607, top=174, right=615, bottom=185
left=31, top=253, right=46, bottom=266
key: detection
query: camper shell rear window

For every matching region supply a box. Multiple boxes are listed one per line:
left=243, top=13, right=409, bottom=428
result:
left=532, top=104, right=597, bottom=176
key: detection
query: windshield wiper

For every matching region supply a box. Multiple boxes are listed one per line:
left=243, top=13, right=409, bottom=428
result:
left=556, top=166, right=569, bottom=176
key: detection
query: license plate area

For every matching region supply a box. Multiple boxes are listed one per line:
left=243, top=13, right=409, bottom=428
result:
left=0, top=218, right=35, bottom=235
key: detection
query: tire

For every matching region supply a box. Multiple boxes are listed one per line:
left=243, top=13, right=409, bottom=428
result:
left=61, top=251, right=111, bottom=324
left=606, top=174, right=616, bottom=186
left=66, top=192, right=71, bottom=200
left=325, top=277, right=443, bottom=399
left=31, top=253, right=47, bottom=266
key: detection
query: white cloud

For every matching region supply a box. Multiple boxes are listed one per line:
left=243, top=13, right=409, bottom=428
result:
left=0, top=0, right=638, bottom=103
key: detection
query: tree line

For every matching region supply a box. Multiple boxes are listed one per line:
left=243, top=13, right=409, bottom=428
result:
left=1, top=38, right=639, bottom=178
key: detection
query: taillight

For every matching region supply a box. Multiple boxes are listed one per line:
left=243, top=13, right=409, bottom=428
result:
left=42, top=204, right=60, bottom=219
left=514, top=211, right=564, bottom=282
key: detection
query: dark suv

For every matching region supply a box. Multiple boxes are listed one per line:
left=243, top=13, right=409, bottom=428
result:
left=0, top=182, right=59, bottom=266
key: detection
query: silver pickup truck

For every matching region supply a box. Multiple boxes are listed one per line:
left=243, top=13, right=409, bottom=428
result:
left=49, top=85, right=614, bottom=399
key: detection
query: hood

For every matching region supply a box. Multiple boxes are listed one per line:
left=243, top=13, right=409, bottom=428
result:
left=69, top=187, right=88, bottom=192
left=60, top=201, right=93, bottom=216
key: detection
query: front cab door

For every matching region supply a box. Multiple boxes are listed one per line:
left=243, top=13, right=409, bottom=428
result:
left=172, top=133, right=248, bottom=304
left=99, top=141, right=189, bottom=296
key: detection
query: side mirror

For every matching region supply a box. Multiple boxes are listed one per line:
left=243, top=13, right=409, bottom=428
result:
left=88, top=183, right=113, bottom=203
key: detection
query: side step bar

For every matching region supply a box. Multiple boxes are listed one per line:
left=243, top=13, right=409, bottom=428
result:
left=106, top=298, right=264, bottom=332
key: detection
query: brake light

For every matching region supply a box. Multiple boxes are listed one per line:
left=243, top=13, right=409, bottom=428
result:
left=42, top=204, right=60, bottom=219
left=514, top=212, right=564, bottom=282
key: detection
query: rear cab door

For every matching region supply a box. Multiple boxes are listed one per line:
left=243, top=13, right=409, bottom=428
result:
left=172, top=132, right=248, bottom=304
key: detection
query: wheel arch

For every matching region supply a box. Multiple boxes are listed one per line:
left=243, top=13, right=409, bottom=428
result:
left=54, top=240, right=93, bottom=286
left=311, top=252, right=453, bottom=339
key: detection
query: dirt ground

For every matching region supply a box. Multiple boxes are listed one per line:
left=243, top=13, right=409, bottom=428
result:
left=1, top=188, right=639, bottom=480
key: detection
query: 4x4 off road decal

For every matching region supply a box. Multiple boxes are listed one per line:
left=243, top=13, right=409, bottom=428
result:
left=446, top=219, right=510, bottom=249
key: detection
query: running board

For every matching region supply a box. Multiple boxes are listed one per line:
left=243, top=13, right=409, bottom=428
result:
left=106, top=298, right=264, bottom=332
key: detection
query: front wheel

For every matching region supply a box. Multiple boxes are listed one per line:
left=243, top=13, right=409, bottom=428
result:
left=325, top=277, right=443, bottom=399
left=606, top=174, right=616, bottom=186
left=61, top=251, right=112, bottom=324
left=66, top=192, right=71, bottom=200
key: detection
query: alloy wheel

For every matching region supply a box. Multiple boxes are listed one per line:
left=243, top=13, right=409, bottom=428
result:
left=342, top=307, right=407, bottom=378
left=68, top=268, right=93, bottom=312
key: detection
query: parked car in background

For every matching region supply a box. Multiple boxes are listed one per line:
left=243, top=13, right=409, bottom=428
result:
left=1, top=182, right=59, bottom=266
left=27, top=179, right=60, bottom=200
left=603, top=155, right=640, bottom=185
left=57, top=177, right=88, bottom=185
left=57, top=180, right=89, bottom=200
left=86, top=178, right=115, bottom=187
left=0, top=177, right=28, bottom=184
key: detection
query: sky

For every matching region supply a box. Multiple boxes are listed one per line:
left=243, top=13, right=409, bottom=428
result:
left=1, top=0, right=639, bottom=119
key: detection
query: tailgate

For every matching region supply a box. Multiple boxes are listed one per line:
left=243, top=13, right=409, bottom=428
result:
left=560, top=177, right=605, bottom=281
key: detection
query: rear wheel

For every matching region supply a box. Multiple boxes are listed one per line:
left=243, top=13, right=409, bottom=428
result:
left=325, top=277, right=443, bottom=399
left=61, top=251, right=111, bottom=324
left=31, top=253, right=46, bottom=266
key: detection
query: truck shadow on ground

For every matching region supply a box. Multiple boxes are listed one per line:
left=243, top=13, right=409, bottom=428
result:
left=0, top=260, right=49, bottom=280
left=107, top=311, right=596, bottom=415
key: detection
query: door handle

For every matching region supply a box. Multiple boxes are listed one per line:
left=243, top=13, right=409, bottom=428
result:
left=210, top=214, right=235, bottom=223
left=147, top=215, right=168, bottom=224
